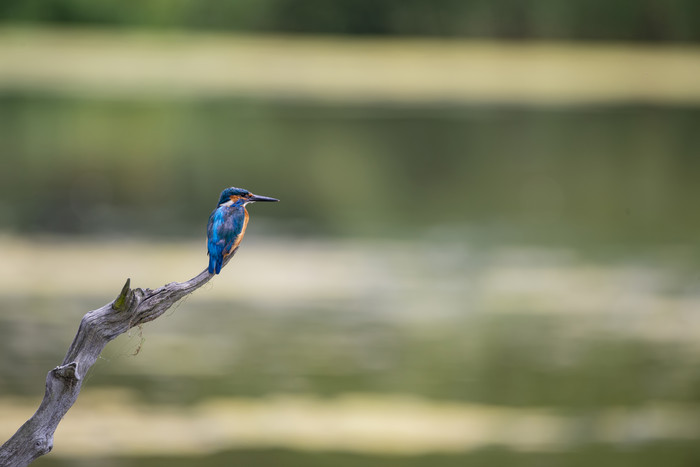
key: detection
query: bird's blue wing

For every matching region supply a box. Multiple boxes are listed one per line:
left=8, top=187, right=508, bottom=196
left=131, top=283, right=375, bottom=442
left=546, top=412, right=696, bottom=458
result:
left=207, top=206, right=245, bottom=274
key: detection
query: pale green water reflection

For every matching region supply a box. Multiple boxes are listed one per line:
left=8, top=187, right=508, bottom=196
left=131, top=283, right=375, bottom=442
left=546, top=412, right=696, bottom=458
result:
left=1, top=95, right=699, bottom=246
left=1, top=238, right=699, bottom=466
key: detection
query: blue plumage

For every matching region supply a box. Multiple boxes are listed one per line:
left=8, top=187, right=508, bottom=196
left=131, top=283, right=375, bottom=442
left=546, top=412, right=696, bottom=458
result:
left=207, top=204, right=245, bottom=274
left=206, top=187, right=279, bottom=274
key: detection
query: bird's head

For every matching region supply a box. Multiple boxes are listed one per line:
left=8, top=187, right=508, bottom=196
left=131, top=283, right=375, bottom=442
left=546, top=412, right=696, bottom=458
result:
left=217, top=187, right=279, bottom=207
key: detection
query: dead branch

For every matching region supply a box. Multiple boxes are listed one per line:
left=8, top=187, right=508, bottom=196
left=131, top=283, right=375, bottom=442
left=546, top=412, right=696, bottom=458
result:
left=0, top=253, right=235, bottom=466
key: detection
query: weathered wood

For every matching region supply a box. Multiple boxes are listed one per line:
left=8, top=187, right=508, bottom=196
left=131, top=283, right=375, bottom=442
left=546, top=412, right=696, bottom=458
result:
left=0, top=252, right=235, bottom=466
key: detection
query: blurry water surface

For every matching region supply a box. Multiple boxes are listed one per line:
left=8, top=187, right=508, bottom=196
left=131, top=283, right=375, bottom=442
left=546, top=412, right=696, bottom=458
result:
left=0, top=29, right=699, bottom=467
left=1, top=236, right=699, bottom=466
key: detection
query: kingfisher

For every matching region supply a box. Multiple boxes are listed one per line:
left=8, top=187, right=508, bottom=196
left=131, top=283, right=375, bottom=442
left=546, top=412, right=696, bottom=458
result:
left=207, top=187, right=279, bottom=274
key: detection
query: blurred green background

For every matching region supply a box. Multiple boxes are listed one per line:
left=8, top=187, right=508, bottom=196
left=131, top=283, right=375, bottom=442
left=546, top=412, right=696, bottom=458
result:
left=1, top=2, right=700, bottom=466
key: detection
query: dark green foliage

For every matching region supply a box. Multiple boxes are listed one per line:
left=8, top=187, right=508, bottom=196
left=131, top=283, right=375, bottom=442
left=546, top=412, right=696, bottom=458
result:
left=0, top=0, right=699, bottom=43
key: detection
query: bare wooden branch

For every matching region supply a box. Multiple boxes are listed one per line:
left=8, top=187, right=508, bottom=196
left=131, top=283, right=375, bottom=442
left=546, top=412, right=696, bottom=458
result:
left=0, top=253, right=236, bottom=466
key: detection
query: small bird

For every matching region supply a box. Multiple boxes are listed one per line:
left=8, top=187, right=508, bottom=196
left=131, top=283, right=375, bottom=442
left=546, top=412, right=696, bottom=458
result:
left=207, top=187, right=279, bottom=274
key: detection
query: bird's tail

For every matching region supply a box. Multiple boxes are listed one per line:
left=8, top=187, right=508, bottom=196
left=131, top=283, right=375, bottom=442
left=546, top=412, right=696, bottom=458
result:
left=208, top=254, right=223, bottom=275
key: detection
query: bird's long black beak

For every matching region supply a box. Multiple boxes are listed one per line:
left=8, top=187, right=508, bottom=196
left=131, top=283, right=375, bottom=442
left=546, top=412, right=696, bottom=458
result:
left=249, top=194, right=279, bottom=203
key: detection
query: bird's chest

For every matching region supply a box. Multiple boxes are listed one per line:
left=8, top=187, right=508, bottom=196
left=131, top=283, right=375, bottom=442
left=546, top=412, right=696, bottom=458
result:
left=215, top=206, right=248, bottom=239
